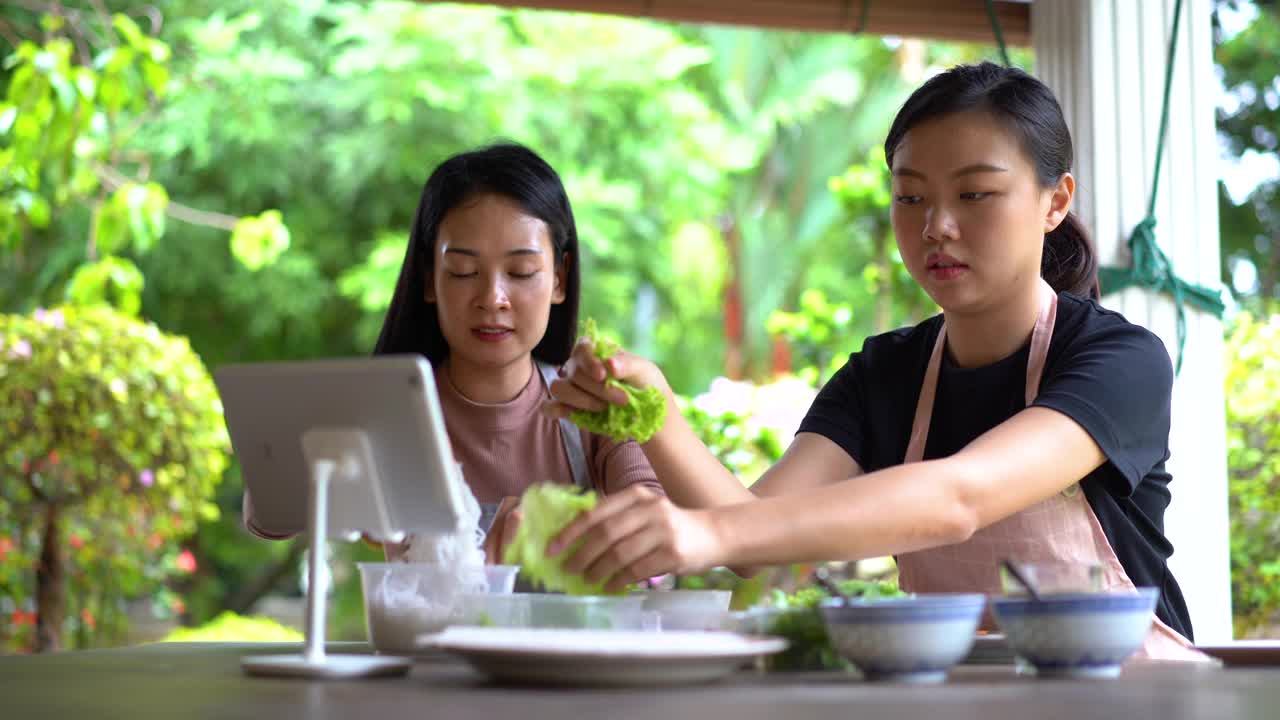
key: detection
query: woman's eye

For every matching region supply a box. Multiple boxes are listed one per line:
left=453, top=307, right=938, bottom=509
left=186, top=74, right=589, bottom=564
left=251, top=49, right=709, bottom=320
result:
left=510, top=270, right=538, bottom=279
left=960, top=191, right=992, bottom=201
left=894, top=195, right=922, bottom=205
left=445, top=270, right=476, bottom=279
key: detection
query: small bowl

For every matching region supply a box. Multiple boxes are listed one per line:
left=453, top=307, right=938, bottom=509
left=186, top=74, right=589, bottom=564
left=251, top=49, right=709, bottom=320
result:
left=358, top=562, right=519, bottom=654
left=639, top=590, right=732, bottom=631
left=990, top=588, right=1158, bottom=678
left=819, top=594, right=986, bottom=683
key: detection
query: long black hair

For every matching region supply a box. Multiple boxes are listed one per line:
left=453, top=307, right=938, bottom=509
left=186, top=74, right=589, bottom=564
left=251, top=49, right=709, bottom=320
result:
left=883, top=62, right=1099, bottom=299
left=372, top=143, right=581, bottom=363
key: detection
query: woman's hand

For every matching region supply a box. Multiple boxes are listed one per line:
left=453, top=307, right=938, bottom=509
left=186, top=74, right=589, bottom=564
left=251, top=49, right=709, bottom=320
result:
left=546, top=484, right=724, bottom=593
left=543, top=338, right=669, bottom=418
left=482, top=496, right=523, bottom=565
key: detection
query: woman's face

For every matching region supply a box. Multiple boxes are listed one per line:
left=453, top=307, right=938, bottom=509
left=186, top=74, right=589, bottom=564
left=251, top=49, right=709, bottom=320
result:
left=889, top=110, right=1072, bottom=315
left=428, top=193, right=566, bottom=372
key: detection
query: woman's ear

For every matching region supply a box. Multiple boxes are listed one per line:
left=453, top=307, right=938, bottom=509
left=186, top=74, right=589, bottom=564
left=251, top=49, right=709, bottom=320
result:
left=552, top=252, right=569, bottom=305
left=1043, top=172, right=1075, bottom=233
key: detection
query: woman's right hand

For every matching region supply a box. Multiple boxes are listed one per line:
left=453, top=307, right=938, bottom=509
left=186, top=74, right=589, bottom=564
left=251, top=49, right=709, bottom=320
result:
left=543, top=338, right=669, bottom=418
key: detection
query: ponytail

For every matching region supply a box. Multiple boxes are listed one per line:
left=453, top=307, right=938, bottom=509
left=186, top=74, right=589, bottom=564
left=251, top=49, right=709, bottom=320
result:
left=1042, top=211, right=1099, bottom=299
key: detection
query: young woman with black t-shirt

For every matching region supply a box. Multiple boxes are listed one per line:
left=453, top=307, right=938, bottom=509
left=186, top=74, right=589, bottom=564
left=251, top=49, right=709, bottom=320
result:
left=545, top=63, right=1207, bottom=660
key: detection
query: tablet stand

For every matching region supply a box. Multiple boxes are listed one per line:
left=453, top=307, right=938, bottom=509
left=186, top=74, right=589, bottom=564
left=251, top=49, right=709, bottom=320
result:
left=241, top=429, right=414, bottom=679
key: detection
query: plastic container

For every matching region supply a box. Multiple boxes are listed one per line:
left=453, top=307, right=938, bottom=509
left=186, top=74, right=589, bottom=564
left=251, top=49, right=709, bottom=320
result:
left=358, top=562, right=519, bottom=654
left=638, top=590, right=733, bottom=631
left=460, top=593, right=649, bottom=630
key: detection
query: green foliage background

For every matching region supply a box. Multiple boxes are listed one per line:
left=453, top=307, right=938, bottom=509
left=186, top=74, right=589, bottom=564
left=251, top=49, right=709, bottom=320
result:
left=0, top=0, right=1276, bottom=648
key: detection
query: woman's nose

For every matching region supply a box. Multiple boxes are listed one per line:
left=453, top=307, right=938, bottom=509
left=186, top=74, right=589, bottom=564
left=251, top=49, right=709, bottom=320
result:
left=477, top=274, right=511, bottom=310
left=923, top=204, right=959, bottom=244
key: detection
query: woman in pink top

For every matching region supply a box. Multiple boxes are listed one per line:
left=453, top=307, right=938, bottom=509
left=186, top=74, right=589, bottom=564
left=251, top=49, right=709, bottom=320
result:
left=545, top=63, right=1206, bottom=661
left=245, top=143, right=658, bottom=560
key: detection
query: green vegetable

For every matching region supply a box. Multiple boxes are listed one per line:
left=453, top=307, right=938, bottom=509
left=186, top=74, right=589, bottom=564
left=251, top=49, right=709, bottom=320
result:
left=501, top=484, right=619, bottom=595
left=765, top=579, right=905, bottom=672
left=568, top=319, right=666, bottom=443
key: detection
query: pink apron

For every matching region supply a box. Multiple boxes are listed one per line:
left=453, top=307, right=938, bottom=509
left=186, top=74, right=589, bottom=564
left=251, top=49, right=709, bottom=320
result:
left=894, top=278, right=1207, bottom=662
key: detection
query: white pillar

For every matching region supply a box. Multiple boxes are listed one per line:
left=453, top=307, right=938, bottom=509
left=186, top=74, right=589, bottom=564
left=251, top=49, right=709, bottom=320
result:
left=1033, top=0, right=1232, bottom=641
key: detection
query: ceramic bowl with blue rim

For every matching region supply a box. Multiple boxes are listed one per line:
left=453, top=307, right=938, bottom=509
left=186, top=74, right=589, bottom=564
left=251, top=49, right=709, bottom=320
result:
left=990, top=587, right=1159, bottom=679
left=819, top=593, right=986, bottom=683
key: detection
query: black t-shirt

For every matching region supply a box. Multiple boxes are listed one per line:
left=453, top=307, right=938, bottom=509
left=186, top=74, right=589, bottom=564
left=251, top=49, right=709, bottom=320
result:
left=798, top=292, right=1194, bottom=640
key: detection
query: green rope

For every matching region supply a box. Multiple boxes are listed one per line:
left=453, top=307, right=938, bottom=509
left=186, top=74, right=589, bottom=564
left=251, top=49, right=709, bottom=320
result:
left=984, top=0, right=1012, bottom=66
left=1096, top=0, right=1224, bottom=374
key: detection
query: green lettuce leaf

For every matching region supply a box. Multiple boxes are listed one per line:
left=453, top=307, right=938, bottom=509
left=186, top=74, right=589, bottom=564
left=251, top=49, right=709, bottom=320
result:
left=501, top=483, right=618, bottom=595
left=568, top=319, right=666, bottom=443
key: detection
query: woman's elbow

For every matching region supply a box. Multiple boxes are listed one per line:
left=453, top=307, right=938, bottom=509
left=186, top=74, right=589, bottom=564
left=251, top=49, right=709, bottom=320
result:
left=935, top=503, right=980, bottom=546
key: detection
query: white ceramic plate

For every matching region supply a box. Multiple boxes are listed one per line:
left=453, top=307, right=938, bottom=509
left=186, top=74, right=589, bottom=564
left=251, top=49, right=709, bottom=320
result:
left=428, top=627, right=787, bottom=686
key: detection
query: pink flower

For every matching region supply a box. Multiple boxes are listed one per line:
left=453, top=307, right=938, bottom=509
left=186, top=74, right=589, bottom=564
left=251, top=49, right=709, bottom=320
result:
left=46, top=309, right=65, bottom=328
left=139, top=469, right=155, bottom=487
left=176, top=550, right=197, bottom=574
left=9, top=339, right=31, bottom=359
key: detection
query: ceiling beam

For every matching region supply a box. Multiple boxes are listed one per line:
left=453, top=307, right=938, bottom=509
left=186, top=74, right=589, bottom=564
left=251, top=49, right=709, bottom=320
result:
left=436, top=0, right=1031, bottom=45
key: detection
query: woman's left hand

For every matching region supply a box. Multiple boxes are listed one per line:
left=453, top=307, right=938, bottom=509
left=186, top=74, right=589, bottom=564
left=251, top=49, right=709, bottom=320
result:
left=547, top=485, right=724, bottom=593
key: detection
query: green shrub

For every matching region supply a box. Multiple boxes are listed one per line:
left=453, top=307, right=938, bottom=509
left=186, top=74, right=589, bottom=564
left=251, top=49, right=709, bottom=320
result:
left=1225, top=310, right=1280, bottom=636
left=0, top=306, right=229, bottom=651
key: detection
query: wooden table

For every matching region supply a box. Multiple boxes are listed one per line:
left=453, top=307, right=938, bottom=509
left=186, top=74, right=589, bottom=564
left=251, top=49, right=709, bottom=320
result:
left=3, top=641, right=1276, bottom=719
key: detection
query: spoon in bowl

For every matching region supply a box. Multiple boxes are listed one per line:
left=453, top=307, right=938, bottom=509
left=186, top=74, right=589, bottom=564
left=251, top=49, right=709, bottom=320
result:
left=1001, top=559, right=1043, bottom=601
left=813, top=567, right=855, bottom=605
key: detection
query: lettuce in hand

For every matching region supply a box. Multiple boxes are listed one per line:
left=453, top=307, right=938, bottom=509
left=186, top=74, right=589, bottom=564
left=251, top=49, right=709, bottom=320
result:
left=568, top=319, right=666, bottom=443
left=501, top=483, right=618, bottom=595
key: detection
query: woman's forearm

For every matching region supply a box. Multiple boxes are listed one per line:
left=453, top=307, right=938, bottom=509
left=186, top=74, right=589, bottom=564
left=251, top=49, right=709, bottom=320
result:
left=710, top=458, right=977, bottom=567
left=640, top=389, right=756, bottom=509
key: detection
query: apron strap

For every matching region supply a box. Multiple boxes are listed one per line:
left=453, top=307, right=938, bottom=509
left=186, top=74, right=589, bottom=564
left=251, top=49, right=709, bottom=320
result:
left=904, top=279, right=1058, bottom=465
left=537, top=361, right=593, bottom=492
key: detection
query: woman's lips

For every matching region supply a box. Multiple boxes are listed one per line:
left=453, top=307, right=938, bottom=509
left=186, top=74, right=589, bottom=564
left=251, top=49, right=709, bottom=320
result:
left=928, top=265, right=969, bottom=281
left=926, top=252, right=969, bottom=281
left=472, top=327, right=514, bottom=343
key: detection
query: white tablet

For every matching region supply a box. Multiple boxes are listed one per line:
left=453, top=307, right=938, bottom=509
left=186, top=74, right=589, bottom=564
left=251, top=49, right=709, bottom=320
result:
left=214, top=355, right=465, bottom=540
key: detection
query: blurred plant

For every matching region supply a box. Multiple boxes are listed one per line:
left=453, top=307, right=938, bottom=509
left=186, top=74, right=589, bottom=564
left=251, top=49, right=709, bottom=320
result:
left=0, top=306, right=229, bottom=652
left=1214, top=1, right=1280, bottom=301
left=766, top=289, right=855, bottom=386
left=1224, top=309, right=1280, bottom=636
left=767, top=148, right=934, bottom=386
left=0, top=9, right=290, bottom=318
left=678, top=377, right=791, bottom=487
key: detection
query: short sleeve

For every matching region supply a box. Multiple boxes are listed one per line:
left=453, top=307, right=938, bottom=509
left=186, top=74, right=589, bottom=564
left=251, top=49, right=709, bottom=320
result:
left=1033, top=320, right=1174, bottom=496
left=588, top=432, right=662, bottom=496
left=796, top=352, right=871, bottom=469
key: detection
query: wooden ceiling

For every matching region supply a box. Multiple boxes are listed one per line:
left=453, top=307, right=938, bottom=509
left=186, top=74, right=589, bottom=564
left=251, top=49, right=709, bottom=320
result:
left=437, top=0, right=1031, bottom=45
